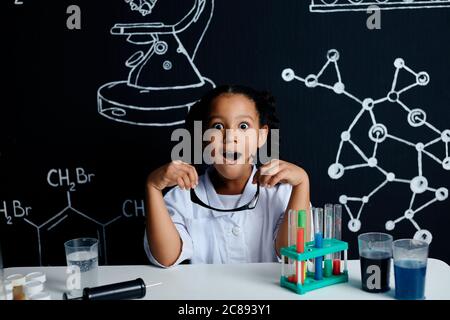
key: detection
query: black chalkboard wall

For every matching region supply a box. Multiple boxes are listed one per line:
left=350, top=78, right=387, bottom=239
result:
left=2, top=0, right=450, bottom=267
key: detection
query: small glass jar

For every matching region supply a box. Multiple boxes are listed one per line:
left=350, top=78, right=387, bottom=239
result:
left=6, top=274, right=27, bottom=300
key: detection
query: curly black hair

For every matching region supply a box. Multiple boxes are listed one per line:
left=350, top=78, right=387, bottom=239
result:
left=185, top=84, right=280, bottom=134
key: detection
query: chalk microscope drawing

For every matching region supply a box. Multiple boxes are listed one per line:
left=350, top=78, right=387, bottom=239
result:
left=97, top=0, right=215, bottom=126
left=125, top=0, right=158, bottom=16
left=310, top=0, right=450, bottom=12
left=282, top=50, right=450, bottom=243
left=1, top=168, right=145, bottom=265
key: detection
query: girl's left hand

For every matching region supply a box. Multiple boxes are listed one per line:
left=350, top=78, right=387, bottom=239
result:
left=252, top=159, right=308, bottom=188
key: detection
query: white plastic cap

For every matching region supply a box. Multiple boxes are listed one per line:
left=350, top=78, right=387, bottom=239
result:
left=6, top=274, right=26, bottom=286
left=29, top=291, right=51, bottom=300
left=26, top=272, right=47, bottom=283
left=25, top=281, right=44, bottom=297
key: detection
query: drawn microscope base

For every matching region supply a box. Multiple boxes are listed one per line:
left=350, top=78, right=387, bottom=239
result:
left=97, top=78, right=214, bottom=126
left=310, top=0, right=450, bottom=13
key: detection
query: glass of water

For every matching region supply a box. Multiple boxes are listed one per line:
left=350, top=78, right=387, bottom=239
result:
left=64, top=238, right=99, bottom=296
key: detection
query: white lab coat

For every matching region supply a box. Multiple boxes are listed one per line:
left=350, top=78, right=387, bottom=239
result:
left=144, top=166, right=312, bottom=267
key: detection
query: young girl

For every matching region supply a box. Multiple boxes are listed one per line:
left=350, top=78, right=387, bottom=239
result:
left=144, top=85, right=311, bottom=267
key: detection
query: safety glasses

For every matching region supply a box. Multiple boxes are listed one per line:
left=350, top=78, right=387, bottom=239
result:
left=190, top=182, right=260, bottom=212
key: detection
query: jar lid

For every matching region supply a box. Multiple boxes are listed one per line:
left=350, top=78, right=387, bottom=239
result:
left=26, top=271, right=47, bottom=283
left=24, top=280, right=44, bottom=296
left=6, top=274, right=26, bottom=286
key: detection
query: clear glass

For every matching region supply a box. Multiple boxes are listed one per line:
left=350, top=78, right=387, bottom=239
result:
left=64, top=238, right=99, bottom=296
left=393, top=239, right=428, bottom=300
left=358, top=232, right=393, bottom=293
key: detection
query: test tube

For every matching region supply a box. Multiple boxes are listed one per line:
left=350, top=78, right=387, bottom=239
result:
left=324, top=204, right=334, bottom=277
left=287, top=209, right=298, bottom=283
left=307, top=207, right=315, bottom=274
left=313, top=207, right=323, bottom=280
left=297, top=210, right=307, bottom=285
left=288, top=209, right=298, bottom=248
left=333, top=204, right=342, bottom=275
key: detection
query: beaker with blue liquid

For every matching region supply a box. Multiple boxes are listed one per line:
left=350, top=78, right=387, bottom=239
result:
left=393, top=239, right=428, bottom=300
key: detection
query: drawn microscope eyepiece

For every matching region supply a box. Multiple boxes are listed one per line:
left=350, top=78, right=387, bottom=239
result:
left=125, top=0, right=158, bottom=16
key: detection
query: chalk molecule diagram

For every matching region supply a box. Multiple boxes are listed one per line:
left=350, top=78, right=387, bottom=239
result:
left=1, top=168, right=145, bottom=265
left=23, top=191, right=121, bottom=266
left=281, top=49, right=450, bottom=243
left=309, top=0, right=450, bottom=13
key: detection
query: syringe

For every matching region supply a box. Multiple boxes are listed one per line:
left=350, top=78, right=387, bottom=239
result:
left=62, top=278, right=162, bottom=300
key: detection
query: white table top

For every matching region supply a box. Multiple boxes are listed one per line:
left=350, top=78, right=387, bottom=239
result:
left=4, top=258, right=450, bottom=300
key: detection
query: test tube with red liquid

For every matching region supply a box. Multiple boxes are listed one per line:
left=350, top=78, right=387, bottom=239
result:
left=324, top=204, right=334, bottom=277
left=287, top=209, right=297, bottom=283
left=333, top=204, right=342, bottom=275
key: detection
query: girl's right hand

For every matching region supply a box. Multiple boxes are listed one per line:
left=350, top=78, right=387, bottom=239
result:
left=147, top=160, right=199, bottom=191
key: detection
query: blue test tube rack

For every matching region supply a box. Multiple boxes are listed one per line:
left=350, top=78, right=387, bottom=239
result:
left=280, top=238, right=349, bottom=295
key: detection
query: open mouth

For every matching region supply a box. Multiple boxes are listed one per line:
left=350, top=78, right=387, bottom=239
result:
left=222, top=151, right=242, bottom=163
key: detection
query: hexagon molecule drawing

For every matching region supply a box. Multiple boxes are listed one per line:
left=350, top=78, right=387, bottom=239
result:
left=282, top=49, right=450, bottom=243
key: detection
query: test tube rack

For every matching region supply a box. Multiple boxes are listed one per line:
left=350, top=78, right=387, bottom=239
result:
left=280, top=238, right=348, bottom=295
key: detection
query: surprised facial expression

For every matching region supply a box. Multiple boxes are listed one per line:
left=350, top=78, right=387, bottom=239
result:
left=205, top=93, right=268, bottom=180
